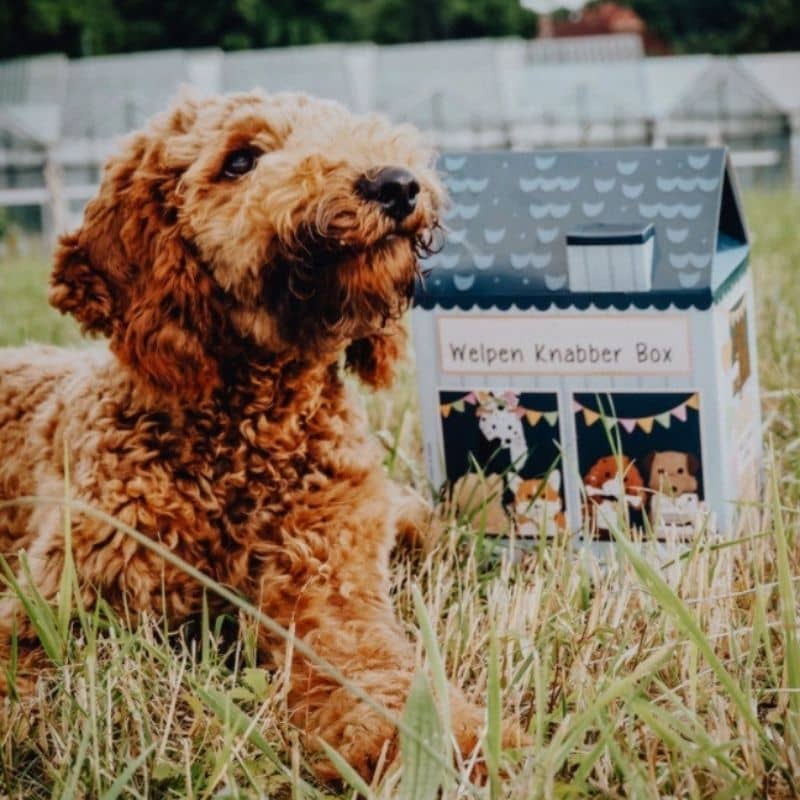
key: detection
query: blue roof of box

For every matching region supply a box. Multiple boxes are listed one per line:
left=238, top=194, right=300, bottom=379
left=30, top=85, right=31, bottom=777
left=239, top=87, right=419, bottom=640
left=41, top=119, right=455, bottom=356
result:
left=415, top=147, right=748, bottom=311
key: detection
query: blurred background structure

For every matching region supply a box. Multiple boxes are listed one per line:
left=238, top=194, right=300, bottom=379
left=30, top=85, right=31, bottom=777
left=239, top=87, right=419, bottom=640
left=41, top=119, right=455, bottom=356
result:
left=1, top=0, right=799, bottom=240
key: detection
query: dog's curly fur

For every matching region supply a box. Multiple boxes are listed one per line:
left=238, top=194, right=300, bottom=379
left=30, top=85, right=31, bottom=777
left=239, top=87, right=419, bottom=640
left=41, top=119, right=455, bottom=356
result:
left=0, top=91, right=522, bottom=781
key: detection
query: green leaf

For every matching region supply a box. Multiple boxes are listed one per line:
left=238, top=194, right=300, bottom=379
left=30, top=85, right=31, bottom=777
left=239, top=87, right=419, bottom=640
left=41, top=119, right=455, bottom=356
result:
left=227, top=686, right=256, bottom=703
left=242, top=667, right=271, bottom=700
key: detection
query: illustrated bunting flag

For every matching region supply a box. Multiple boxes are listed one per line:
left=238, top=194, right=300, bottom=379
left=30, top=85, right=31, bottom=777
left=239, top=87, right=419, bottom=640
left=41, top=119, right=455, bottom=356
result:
left=440, top=391, right=558, bottom=429
left=638, top=416, right=654, bottom=433
left=655, top=412, right=671, bottom=429
left=526, top=410, right=542, bottom=426
left=672, top=404, right=688, bottom=422
left=573, top=395, right=698, bottom=434
left=583, top=408, right=600, bottom=426
left=442, top=392, right=699, bottom=433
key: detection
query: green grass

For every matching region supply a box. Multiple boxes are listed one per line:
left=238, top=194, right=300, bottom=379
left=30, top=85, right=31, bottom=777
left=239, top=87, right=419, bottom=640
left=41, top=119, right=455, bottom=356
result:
left=0, top=192, right=799, bottom=798
left=0, top=245, right=82, bottom=347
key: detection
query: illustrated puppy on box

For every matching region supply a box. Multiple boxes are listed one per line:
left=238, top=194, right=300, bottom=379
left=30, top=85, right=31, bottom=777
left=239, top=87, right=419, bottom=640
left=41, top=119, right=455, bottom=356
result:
left=475, top=392, right=528, bottom=474
left=583, top=455, right=646, bottom=536
left=643, top=450, right=704, bottom=535
left=512, top=471, right=566, bottom=538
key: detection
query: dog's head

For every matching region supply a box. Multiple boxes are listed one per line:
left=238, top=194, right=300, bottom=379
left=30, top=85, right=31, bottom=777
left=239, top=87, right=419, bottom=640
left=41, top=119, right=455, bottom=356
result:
left=50, top=91, right=443, bottom=399
left=643, top=450, right=700, bottom=495
left=477, top=407, right=525, bottom=450
left=583, top=455, right=645, bottom=502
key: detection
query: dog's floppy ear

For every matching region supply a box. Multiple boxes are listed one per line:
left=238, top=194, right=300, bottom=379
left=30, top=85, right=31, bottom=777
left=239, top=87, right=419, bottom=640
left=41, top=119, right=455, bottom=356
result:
left=345, top=323, right=407, bottom=390
left=50, top=232, right=116, bottom=335
left=49, top=176, right=135, bottom=337
left=687, top=452, right=701, bottom=476
left=115, top=230, right=221, bottom=400
left=51, top=99, right=220, bottom=401
left=49, top=127, right=153, bottom=336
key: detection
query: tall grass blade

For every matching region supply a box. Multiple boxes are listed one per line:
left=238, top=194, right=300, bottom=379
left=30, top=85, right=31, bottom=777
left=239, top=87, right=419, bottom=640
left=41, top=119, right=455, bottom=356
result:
left=411, top=584, right=453, bottom=753
left=769, top=459, right=800, bottom=756
left=57, top=441, right=75, bottom=643
left=317, top=741, right=375, bottom=800
left=0, top=552, right=63, bottom=664
left=399, top=671, right=446, bottom=800
left=485, top=624, right=502, bottom=798
left=100, top=743, right=156, bottom=800
left=0, top=494, right=474, bottom=795
left=540, top=644, right=672, bottom=783
left=61, top=722, right=91, bottom=800
left=608, top=521, right=774, bottom=756
left=194, top=684, right=322, bottom=799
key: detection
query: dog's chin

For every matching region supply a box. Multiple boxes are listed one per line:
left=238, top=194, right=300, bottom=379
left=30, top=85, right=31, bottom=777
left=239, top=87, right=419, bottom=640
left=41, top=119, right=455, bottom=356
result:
left=258, top=231, right=419, bottom=350
left=325, top=229, right=413, bottom=265
left=323, top=232, right=418, bottom=329
left=337, top=231, right=416, bottom=273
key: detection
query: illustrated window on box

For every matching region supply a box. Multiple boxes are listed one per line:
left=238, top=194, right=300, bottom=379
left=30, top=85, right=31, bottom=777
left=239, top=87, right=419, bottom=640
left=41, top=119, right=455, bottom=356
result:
left=439, top=389, right=565, bottom=538
left=574, top=392, right=705, bottom=542
left=567, top=222, right=655, bottom=292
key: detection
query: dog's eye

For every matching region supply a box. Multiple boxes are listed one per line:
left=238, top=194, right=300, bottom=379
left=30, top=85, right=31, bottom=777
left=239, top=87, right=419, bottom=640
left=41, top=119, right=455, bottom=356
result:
left=222, top=148, right=261, bottom=178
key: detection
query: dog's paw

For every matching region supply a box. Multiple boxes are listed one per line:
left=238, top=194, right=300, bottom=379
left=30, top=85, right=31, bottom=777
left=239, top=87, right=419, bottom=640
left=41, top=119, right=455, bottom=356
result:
left=450, top=701, right=531, bottom=783
left=0, top=661, right=40, bottom=699
left=310, top=700, right=399, bottom=784
left=391, top=485, right=444, bottom=553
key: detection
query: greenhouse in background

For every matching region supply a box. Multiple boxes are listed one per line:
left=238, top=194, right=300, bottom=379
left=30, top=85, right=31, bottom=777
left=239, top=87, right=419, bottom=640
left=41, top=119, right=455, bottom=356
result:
left=0, top=35, right=799, bottom=239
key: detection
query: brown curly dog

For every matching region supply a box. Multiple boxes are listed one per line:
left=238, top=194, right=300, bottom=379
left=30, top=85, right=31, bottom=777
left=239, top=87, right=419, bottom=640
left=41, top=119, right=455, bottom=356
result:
left=0, top=91, right=524, bottom=782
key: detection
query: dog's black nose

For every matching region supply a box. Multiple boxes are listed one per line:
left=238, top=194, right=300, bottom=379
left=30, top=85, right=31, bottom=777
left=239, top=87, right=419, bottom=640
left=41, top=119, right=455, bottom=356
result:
left=357, top=167, right=420, bottom=221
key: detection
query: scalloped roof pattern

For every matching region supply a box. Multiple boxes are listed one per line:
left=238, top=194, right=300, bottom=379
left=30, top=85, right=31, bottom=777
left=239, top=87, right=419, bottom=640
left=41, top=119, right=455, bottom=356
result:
left=415, top=147, right=748, bottom=311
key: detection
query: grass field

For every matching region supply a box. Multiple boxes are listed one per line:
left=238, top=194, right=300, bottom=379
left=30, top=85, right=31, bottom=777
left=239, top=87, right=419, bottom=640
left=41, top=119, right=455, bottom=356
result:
left=1, top=192, right=799, bottom=799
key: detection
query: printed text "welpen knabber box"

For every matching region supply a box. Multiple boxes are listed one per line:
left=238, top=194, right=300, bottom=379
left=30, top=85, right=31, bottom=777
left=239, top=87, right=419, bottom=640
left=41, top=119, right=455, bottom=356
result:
left=438, top=316, right=692, bottom=375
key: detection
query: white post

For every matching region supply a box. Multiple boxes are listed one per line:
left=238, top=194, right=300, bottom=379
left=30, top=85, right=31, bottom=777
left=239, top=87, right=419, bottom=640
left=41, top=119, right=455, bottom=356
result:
left=186, top=49, right=222, bottom=95
left=790, top=111, right=800, bottom=193
left=44, top=151, right=68, bottom=243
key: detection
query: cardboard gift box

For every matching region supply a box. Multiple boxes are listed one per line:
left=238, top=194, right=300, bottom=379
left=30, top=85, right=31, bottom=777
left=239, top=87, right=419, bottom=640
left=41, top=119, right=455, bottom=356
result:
left=412, top=148, right=762, bottom=544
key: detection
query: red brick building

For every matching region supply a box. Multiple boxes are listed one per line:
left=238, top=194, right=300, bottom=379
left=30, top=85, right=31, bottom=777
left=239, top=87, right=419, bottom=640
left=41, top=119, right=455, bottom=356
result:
left=539, top=3, right=669, bottom=54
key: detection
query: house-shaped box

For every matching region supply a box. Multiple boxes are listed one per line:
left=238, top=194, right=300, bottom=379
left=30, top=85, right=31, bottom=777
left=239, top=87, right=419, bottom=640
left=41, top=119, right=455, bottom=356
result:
left=412, top=148, right=762, bottom=543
